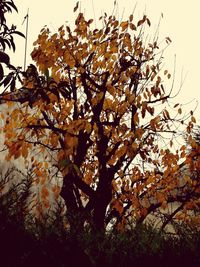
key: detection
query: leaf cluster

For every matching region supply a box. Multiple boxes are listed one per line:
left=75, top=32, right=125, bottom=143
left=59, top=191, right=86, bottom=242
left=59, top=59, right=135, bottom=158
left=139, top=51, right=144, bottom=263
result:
left=0, top=0, right=25, bottom=83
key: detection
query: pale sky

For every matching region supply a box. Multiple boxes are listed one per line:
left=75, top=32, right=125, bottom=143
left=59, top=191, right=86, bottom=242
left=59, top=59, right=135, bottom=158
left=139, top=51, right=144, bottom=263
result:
left=7, top=0, right=200, bottom=119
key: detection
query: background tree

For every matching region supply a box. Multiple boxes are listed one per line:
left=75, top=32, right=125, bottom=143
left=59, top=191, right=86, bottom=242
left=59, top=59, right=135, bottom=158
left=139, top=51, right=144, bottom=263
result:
left=0, top=0, right=24, bottom=91
left=0, top=8, right=197, bottom=233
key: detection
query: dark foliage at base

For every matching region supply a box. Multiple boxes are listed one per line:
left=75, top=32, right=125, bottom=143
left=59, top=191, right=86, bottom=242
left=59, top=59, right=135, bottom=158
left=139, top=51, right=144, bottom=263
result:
left=0, top=212, right=92, bottom=267
left=1, top=207, right=200, bottom=267
left=0, top=168, right=200, bottom=267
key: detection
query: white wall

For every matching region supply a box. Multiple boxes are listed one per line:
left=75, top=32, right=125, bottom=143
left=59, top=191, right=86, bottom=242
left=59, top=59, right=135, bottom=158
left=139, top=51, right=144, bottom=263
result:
left=0, top=100, right=64, bottom=227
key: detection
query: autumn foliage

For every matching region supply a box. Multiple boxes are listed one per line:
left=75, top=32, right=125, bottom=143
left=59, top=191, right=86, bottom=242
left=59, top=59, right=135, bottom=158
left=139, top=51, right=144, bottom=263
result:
left=0, top=6, right=199, bottom=234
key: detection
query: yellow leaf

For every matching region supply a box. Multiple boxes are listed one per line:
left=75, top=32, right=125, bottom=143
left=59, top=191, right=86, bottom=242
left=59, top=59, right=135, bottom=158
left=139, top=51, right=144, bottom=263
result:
left=191, top=116, right=196, bottom=123
left=40, top=176, right=46, bottom=185
left=178, top=108, right=182, bottom=114
left=85, top=122, right=92, bottom=133
left=180, top=151, right=186, bottom=158
left=103, top=98, right=113, bottom=110
left=133, top=113, right=139, bottom=125
left=52, top=185, right=61, bottom=198
left=116, top=146, right=127, bottom=158
left=21, top=145, right=28, bottom=158
left=131, top=143, right=138, bottom=151
left=180, top=145, right=186, bottom=151
left=107, top=84, right=115, bottom=96
left=44, top=162, right=49, bottom=168
left=50, top=133, right=59, bottom=147
left=147, top=176, right=154, bottom=184
left=91, top=92, right=104, bottom=106
left=108, top=156, right=116, bottom=166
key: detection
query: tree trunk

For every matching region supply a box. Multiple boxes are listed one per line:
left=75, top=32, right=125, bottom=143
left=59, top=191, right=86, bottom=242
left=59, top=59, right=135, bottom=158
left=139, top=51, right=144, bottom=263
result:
left=60, top=173, right=84, bottom=233
left=93, top=180, right=112, bottom=232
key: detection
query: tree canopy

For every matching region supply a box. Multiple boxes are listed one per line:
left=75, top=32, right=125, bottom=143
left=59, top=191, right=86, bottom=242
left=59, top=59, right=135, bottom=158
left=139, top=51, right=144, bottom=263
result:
left=0, top=5, right=199, bottom=233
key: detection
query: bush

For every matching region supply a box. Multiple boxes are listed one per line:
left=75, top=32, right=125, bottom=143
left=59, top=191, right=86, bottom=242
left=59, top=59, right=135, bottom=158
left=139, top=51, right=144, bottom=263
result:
left=0, top=168, right=200, bottom=267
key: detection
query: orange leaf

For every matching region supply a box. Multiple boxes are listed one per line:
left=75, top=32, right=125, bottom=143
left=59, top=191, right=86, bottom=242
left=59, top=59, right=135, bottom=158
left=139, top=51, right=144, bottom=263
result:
left=120, top=21, right=128, bottom=31
left=137, top=19, right=144, bottom=27
left=114, top=200, right=123, bottom=214
left=130, top=23, right=136, bottom=31
left=41, top=186, right=49, bottom=199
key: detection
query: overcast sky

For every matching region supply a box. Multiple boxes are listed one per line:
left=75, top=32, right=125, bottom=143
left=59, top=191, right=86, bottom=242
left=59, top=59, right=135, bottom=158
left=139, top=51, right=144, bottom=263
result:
left=8, top=0, right=200, bottom=119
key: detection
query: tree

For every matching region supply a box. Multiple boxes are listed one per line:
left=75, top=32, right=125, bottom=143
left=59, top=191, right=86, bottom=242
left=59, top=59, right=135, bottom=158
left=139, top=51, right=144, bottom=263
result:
left=0, top=0, right=24, bottom=91
left=0, top=8, right=198, bottom=233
